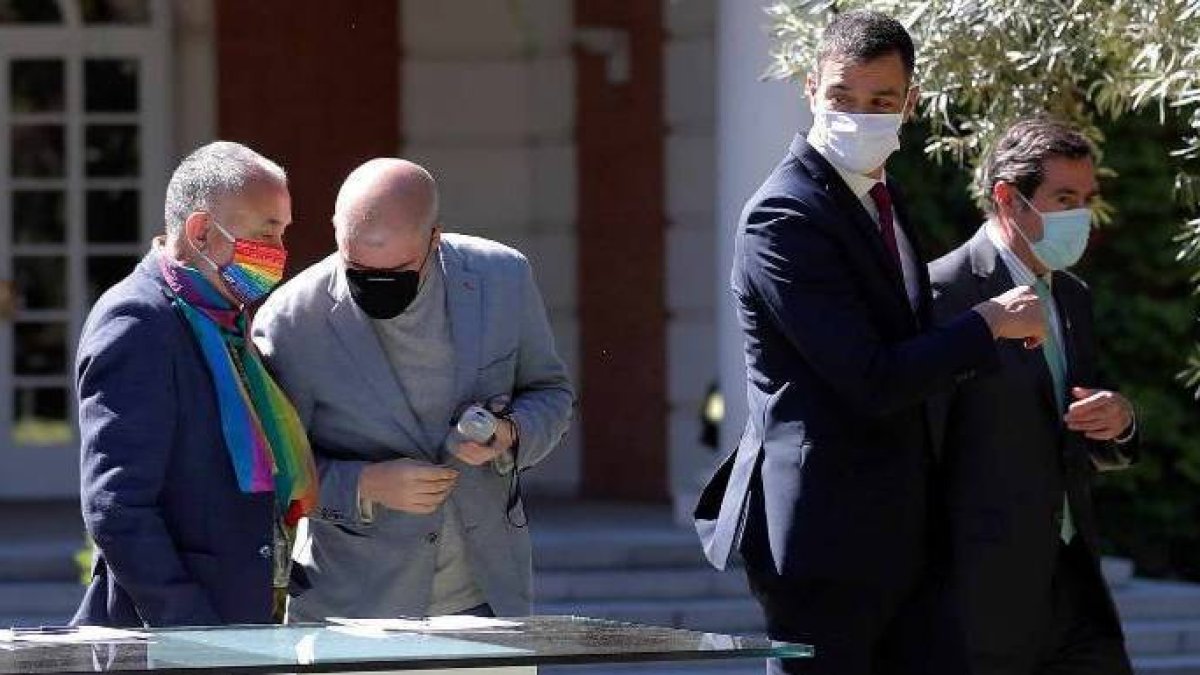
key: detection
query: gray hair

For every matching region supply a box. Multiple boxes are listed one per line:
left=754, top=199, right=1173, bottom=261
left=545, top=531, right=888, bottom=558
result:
left=163, top=141, right=286, bottom=236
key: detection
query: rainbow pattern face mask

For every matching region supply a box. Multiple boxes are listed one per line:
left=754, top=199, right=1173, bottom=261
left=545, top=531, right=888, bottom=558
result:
left=198, top=220, right=287, bottom=306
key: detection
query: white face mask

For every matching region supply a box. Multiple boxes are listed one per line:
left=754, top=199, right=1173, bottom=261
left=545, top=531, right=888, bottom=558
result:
left=808, top=92, right=911, bottom=175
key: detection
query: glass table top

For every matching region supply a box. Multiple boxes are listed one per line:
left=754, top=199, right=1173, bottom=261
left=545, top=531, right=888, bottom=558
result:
left=0, top=615, right=812, bottom=673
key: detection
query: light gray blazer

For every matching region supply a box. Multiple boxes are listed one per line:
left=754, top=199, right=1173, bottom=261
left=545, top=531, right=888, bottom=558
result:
left=252, top=234, right=575, bottom=620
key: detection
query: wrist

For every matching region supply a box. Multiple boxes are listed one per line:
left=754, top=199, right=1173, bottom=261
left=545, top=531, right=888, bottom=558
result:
left=972, top=302, right=1001, bottom=339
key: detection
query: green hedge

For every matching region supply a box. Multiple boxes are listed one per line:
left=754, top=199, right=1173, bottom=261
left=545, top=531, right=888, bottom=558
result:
left=890, top=113, right=1200, bottom=580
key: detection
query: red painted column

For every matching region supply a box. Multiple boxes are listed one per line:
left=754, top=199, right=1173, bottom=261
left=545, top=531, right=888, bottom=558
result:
left=575, top=1, right=669, bottom=500
left=214, top=0, right=401, bottom=273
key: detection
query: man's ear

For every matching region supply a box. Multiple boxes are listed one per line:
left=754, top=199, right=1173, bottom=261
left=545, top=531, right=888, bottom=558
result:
left=993, top=182, right=1017, bottom=214
left=805, top=71, right=818, bottom=105
left=183, top=211, right=211, bottom=248
left=904, top=85, right=920, bottom=121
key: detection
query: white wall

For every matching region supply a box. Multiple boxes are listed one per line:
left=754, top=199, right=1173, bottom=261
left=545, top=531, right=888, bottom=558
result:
left=710, top=0, right=807, bottom=507
left=664, top=0, right=719, bottom=520
left=171, top=0, right=215, bottom=160
left=401, top=0, right=581, bottom=496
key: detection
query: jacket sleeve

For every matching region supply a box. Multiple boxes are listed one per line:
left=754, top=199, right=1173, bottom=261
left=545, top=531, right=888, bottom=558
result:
left=742, top=196, right=998, bottom=419
left=252, top=299, right=369, bottom=525
left=507, top=256, right=576, bottom=469
left=78, top=306, right=221, bottom=626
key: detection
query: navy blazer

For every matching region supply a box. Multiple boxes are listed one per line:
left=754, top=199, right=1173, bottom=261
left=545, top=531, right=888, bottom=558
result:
left=696, top=136, right=999, bottom=594
left=73, top=253, right=275, bottom=627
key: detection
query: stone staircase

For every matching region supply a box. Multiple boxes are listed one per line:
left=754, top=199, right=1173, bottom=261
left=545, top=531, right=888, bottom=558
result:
left=527, top=501, right=1200, bottom=675
left=1, top=500, right=1199, bottom=674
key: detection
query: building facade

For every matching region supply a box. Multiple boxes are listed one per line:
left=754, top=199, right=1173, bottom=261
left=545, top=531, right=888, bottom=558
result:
left=0, top=0, right=805, bottom=515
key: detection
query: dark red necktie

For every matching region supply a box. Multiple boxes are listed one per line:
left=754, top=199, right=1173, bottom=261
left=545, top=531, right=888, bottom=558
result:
left=868, top=182, right=901, bottom=269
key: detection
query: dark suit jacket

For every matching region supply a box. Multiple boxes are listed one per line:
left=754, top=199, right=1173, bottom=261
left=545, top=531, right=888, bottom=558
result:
left=695, top=135, right=999, bottom=602
left=73, top=253, right=276, bottom=627
left=929, top=226, right=1132, bottom=659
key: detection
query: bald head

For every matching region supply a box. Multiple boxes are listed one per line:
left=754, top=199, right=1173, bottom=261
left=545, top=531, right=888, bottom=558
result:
left=334, top=158, right=439, bottom=250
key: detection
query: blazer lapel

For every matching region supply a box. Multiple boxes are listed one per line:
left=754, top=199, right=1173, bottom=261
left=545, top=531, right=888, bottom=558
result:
left=326, top=263, right=429, bottom=457
left=968, top=227, right=1060, bottom=416
left=791, top=136, right=910, bottom=309
left=888, top=179, right=932, bottom=325
left=440, top=241, right=484, bottom=405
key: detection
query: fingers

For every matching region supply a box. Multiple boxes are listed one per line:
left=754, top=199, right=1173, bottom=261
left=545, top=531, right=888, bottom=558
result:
left=408, top=464, right=459, bottom=481
left=1063, top=389, right=1127, bottom=439
left=1065, top=391, right=1113, bottom=421
left=451, top=442, right=498, bottom=466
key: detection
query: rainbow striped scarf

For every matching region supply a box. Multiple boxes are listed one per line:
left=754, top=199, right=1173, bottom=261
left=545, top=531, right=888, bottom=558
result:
left=158, top=251, right=318, bottom=526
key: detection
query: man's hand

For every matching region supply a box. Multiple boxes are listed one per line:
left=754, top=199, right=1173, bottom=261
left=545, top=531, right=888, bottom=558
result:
left=359, top=458, right=458, bottom=515
left=450, top=418, right=516, bottom=466
left=974, top=285, right=1046, bottom=348
left=1064, top=387, right=1135, bottom=441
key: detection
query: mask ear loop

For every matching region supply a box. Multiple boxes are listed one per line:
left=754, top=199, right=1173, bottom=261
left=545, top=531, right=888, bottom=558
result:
left=188, top=215, right=234, bottom=273
left=1005, top=186, right=1047, bottom=253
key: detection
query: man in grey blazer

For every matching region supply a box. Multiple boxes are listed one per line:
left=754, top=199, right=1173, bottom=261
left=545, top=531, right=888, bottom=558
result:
left=929, top=117, right=1137, bottom=674
left=252, top=158, right=575, bottom=621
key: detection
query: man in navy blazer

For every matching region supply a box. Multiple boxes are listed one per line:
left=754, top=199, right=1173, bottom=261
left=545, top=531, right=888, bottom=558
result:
left=73, top=142, right=297, bottom=626
left=694, top=11, right=1048, bottom=674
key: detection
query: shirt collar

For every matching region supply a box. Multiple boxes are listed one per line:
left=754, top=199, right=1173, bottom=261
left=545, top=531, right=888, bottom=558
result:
left=986, top=218, right=1050, bottom=288
left=806, top=127, right=885, bottom=199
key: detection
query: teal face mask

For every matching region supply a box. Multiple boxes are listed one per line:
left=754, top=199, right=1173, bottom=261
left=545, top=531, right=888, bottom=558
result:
left=1013, top=191, right=1092, bottom=271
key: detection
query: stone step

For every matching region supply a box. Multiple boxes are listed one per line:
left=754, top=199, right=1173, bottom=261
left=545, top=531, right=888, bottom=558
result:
left=0, top=540, right=82, bottom=583
left=1125, top=620, right=1200, bottom=657
left=1133, top=654, right=1200, bottom=674
left=533, top=530, right=711, bottom=572
left=1106, top=556, right=1136, bottom=588
left=0, top=613, right=77, bottom=629
left=1116, top=581, right=1200, bottom=621
left=535, top=568, right=748, bottom=603
left=0, top=582, right=82, bottom=616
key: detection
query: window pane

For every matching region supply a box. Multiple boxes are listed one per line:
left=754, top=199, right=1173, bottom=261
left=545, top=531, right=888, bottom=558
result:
left=79, top=0, right=149, bottom=23
left=14, top=191, right=66, bottom=244
left=0, top=0, right=62, bottom=23
left=13, top=388, right=71, bottom=446
left=14, top=256, right=67, bottom=310
left=88, top=255, right=138, bottom=303
left=12, top=124, right=65, bottom=177
left=85, top=124, right=139, bottom=177
left=86, top=189, right=140, bottom=243
left=14, top=322, right=67, bottom=376
left=85, top=59, right=138, bottom=112
left=11, top=59, right=64, bottom=113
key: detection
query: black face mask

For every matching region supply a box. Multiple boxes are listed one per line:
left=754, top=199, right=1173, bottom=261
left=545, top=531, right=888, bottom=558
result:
left=345, top=268, right=420, bottom=320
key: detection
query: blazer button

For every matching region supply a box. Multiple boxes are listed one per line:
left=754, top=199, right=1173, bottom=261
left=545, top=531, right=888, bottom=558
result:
left=258, top=545, right=272, bottom=559
left=426, top=532, right=440, bottom=544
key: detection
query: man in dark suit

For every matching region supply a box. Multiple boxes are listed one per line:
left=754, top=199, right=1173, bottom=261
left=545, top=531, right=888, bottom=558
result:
left=929, top=117, right=1137, bottom=675
left=694, top=10, right=1048, bottom=674
left=73, top=141, right=316, bottom=626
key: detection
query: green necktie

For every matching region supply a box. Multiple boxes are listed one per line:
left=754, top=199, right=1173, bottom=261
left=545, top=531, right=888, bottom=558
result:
left=1033, top=278, right=1076, bottom=544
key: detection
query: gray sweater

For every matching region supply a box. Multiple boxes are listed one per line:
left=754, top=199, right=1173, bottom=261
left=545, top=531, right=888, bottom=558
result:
left=372, top=257, right=486, bottom=615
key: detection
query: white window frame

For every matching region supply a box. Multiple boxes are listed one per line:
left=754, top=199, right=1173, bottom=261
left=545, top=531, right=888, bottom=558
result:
left=0, top=0, right=170, bottom=497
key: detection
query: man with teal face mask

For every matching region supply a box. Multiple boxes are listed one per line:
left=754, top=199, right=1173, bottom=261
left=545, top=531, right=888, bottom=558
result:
left=929, top=116, right=1137, bottom=675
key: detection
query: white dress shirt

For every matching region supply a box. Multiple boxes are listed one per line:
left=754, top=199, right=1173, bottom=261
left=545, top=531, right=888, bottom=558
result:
left=806, top=132, right=921, bottom=308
